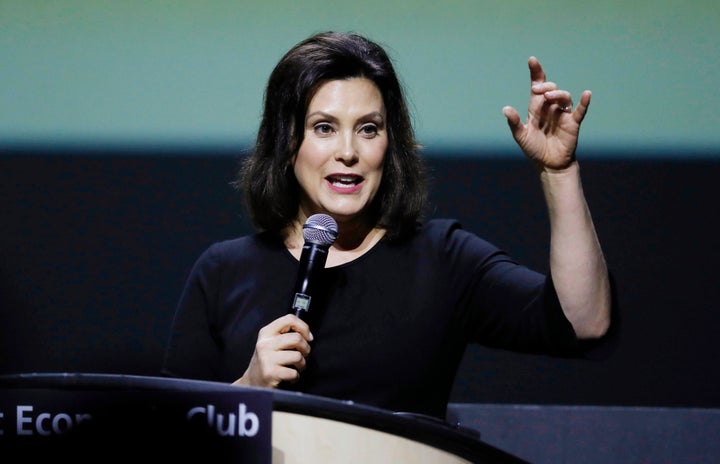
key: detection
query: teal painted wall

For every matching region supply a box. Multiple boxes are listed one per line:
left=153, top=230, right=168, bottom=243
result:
left=2, top=1, right=718, bottom=155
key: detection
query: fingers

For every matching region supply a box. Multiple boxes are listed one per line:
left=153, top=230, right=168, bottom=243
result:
left=573, top=90, right=592, bottom=123
left=244, top=314, right=314, bottom=388
left=261, top=313, right=313, bottom=343
left=261, top=346, right=308, bottom=383
left=502, top=105, right=524, bottom=141
left=528, top=57, right=585, bottom=115
left=257, top=327, right=312, bottom=357
left=543, top=89, right=591, bottom=120
left=528, top=56, right=546, bottom=86
left=540, top=88, right=573, bottom=113
left=239, top=348, right=300, bottom=389
left=258, top=314, right=313, bottom=358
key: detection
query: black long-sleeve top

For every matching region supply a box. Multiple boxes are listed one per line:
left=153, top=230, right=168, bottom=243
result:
left=161, top=219, right=587, bottom=418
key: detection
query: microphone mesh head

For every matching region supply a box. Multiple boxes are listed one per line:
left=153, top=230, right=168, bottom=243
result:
left=303, top=214, right=339, bottom=246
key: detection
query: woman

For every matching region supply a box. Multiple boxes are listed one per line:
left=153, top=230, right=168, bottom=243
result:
left=161, top=31, right=612, bottom=419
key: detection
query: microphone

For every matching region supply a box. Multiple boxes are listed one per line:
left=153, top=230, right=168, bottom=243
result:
left=290, top=214, right=338, bottom=320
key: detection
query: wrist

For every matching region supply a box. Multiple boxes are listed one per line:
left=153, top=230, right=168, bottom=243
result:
left=232, top=376, right=249, bottom=387
left=540, top=160, right=587, bottom=215
left=539, top=159, right=581, bottom=185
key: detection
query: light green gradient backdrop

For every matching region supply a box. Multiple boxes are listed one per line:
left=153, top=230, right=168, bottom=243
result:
left=2, top=0, right=718, bottom=156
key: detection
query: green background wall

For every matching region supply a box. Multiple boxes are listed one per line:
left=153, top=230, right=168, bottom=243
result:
left=2, top=0, right=718, bottom=155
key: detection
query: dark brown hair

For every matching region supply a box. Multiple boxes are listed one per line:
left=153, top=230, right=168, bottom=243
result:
left=238, top=31, right=426, bottom=240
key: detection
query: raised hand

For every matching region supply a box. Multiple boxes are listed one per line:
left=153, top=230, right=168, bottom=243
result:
left=502, top=56, right=591, bottom=171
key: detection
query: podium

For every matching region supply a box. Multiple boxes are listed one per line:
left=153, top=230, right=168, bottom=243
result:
left=0, top=373, right=527, bottom=463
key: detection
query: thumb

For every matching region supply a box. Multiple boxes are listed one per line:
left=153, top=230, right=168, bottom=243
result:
left=502, top=106, right=524, bottom=142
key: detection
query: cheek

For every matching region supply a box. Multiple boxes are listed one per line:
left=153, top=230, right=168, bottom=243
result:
left=294, top=141, right=326, bottom=185
left=370, top=142, right=388, bottom=171
left=295, top=142, right=318, bottom=170
left=297, top=137, right=330, bottom=163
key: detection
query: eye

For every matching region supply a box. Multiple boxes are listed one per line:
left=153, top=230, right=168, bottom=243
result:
left=359, top=124, right=378, bottom=138
left=313, top=122, right=334, bottom=136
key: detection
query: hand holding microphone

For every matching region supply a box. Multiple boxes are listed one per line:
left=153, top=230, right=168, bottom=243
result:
left=235, top=214, right=337, bottom=388
left=234, top=314, right=314, bottom=388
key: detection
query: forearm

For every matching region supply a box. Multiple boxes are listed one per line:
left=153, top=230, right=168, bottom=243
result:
left=541, top=161, right=611, bottom=339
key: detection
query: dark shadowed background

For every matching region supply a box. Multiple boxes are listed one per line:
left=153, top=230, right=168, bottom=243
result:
left=2, top=149, right=719, bottom=410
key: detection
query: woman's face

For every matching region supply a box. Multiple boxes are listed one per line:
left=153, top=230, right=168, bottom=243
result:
left=293, top=77, right=387, bottom=224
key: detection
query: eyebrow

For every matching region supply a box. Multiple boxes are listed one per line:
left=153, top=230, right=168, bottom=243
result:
left=305, top=111, right=385, bottom=123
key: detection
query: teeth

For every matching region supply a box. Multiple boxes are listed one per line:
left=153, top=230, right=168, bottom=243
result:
left=330, top=176, right=357, bottom=185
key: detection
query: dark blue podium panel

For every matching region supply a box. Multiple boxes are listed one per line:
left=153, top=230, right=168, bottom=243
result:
left=0, top=374, right=272, bottom=462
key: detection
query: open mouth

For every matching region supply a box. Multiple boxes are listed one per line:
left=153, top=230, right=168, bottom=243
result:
left=327, top=175, right=363, bottom=188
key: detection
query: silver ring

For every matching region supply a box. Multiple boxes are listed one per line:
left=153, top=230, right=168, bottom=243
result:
left=561, top=105, right=572, bottom=112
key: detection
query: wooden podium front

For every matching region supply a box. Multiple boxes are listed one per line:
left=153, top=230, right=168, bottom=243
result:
left=273, top=410, right=471, bottom=463
left=0, top=373, right=526, bottom=463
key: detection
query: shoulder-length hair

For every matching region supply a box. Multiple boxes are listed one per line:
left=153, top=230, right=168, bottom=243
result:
left=237, top=31, right=427, bottom=241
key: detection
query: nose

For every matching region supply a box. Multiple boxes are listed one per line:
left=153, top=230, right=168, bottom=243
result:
left=335, top=132, right=358, bottom=164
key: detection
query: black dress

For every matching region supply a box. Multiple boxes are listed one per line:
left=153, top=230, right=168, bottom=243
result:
left=162, top=219, right=585, bottom=418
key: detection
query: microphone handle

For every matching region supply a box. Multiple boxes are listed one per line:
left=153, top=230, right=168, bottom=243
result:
left=291, top=242, right=330, bottom=319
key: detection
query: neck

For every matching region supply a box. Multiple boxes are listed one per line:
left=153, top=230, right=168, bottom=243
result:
left=283, top=217, right=386, bottom=267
